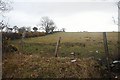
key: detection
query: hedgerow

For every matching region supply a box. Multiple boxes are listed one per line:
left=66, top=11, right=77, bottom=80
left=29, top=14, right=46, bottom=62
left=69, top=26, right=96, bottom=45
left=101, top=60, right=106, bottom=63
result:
left=2, top=32, right=45, bottom=40
left=2, top=32, right=46, bottom=53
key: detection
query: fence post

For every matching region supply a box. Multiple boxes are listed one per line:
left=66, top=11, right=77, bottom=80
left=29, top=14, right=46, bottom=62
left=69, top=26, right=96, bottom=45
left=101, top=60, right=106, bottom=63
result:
left=21, top=31, right=26, bottom=53
left=103, top=32, right=111, bottom=78
left=55, top=37, right=61, bottom=57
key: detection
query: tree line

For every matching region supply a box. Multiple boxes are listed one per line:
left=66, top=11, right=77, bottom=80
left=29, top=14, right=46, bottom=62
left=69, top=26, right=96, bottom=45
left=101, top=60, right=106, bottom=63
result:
left=0, top=16, right=65, bottom=34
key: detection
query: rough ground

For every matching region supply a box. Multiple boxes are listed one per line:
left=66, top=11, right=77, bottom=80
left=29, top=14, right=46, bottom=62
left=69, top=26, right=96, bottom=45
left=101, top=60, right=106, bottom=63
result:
left=3, top=53, right=102, bottom=78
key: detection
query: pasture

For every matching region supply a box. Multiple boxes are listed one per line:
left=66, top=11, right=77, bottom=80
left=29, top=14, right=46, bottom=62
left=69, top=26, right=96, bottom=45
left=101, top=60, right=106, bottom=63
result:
left=11, top=32, right=119, bottom=59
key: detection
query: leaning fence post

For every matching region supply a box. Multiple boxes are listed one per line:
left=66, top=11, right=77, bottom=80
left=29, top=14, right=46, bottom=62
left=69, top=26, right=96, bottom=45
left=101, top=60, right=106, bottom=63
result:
left=21, top=31, right=26, bottom=53
left=55, top=37, right=61, bottom=57
left=103, top=32, right=111, bottom=78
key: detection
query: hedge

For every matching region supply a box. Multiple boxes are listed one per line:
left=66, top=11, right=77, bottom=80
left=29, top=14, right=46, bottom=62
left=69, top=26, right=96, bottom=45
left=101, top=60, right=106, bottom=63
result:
left=2, top=32, right=46, bottom=40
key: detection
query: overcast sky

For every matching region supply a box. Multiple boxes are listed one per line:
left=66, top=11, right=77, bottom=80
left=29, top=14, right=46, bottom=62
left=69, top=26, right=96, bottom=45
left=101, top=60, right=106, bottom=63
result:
left=2, top=0, right=119, bottom=32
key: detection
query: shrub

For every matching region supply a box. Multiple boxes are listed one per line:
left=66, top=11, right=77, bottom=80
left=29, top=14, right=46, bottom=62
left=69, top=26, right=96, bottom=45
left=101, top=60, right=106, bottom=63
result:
left=2, top=37, right=18, bottom=53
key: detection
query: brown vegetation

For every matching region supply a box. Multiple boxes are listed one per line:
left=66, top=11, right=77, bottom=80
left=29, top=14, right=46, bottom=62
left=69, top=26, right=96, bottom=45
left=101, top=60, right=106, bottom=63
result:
left=2, top=53, right=102, bottom=78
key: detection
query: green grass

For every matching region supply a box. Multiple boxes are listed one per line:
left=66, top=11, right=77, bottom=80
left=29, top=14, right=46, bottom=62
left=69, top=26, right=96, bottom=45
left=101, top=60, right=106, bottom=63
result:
left=10, top=32, right=119, bottom=59
left=23, top=32, right=118, bottom=43
left=12, top=32, right=117, bottom=43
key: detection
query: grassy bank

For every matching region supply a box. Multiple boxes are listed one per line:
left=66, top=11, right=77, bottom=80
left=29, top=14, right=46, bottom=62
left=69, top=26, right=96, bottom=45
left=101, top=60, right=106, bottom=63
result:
left=3, top=53, right=102, bottom=78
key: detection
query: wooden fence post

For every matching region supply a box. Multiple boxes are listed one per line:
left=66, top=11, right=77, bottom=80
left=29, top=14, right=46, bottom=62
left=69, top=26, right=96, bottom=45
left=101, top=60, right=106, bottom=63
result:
left=55, top=37, right=61, bottom=57
left=21, top=31, right=26, bottom=53
left=103, top=32, right=111, bottom=78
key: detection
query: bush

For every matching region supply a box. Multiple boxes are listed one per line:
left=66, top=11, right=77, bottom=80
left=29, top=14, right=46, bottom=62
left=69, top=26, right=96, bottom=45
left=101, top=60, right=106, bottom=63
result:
left=2, top=37, right=18, bottom=53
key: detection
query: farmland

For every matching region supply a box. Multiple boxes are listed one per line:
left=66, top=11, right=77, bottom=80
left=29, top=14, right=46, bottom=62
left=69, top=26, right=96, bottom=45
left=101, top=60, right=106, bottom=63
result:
left=3, top=32, right=120, bottom=78
left=11, top=32, right=119, bottom=59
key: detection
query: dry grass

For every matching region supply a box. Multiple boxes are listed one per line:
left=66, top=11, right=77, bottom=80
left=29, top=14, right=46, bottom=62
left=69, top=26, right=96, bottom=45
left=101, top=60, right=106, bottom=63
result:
left=3, top=53, right=102, bottom=78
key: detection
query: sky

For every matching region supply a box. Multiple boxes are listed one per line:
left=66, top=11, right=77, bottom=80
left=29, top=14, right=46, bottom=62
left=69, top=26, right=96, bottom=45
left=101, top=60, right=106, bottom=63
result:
left=1, top=0, right=119, bottom=32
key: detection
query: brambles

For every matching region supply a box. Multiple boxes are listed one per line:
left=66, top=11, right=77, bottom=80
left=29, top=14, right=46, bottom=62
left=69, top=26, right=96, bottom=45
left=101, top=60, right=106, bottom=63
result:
left=2, top=36, right=18, bottom=53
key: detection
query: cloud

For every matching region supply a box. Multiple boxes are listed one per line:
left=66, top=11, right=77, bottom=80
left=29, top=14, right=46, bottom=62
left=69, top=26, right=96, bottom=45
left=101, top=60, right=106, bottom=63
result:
left=53, top=11, right=118, bottom=32
left=13, top=0, right=119, bottom=2
left=6, top=11, right=40, bottom=27
left=6, top=1, right=118, bottom=31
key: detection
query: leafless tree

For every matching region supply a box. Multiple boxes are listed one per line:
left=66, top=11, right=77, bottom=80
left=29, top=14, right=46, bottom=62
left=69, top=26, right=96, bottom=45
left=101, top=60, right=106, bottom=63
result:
left=0, top=0, right=12, bottom=14
left=118, top=1, right=120, bottom=10
left=40, top=16, right=56, bottom=34
left=118, top=1, right=120, bottom=27
left=0, top=0, right=12, bottom=32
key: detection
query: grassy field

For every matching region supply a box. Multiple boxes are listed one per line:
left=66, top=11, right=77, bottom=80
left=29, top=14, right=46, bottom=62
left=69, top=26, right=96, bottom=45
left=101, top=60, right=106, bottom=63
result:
left=3, top=32, right=120, bottom=78
left=11, top=32, right=119, bottom=59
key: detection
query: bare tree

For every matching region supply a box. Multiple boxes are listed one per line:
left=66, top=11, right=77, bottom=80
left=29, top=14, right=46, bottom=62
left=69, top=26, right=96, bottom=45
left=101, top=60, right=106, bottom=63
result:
left=0, top=0, right=12, bottom=13
left=118, top=1, right=120, bottom=28
left=40, top=16, right=56, bottom=34
left=0, top=0, right=12, bottom=32
left=118, top=1, right=120, bottom=10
